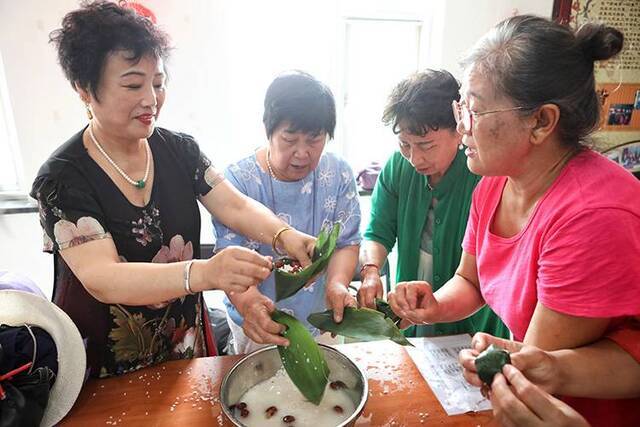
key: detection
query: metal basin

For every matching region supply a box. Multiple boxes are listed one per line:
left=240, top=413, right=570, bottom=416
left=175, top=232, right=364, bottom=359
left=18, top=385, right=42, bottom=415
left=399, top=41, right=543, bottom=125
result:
left=220, top=344, right=368, bottom=426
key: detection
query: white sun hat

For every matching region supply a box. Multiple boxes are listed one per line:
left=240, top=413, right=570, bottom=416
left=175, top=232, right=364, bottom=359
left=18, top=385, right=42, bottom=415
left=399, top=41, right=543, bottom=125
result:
left=0, top=289, right=86, bottom=426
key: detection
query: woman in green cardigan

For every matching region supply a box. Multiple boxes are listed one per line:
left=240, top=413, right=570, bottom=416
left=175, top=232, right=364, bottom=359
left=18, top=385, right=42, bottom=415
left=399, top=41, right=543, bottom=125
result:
left=359, top=69, right=509, bottom=338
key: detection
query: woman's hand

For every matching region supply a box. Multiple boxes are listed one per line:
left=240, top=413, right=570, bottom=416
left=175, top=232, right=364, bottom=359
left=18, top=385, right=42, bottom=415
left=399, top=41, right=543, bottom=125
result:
left=238, top=293, right=289, bottom=347
left=459, top=333, right=560, bottom=394
left=490, top=366, right=588, bottom=427
left=197, top=246, right=271, bottom=294
left=326, top=282, right=357, bottom=323
left=357, top=270, right=383, bottom=309
left=388, top=281, right=439, bottom=327
left=278, top=228, right=316, bottom=267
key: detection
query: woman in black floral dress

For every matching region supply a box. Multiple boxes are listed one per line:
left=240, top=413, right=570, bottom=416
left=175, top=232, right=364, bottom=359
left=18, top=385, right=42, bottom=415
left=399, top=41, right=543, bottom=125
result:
left=30, top=1, right=314, bottom=378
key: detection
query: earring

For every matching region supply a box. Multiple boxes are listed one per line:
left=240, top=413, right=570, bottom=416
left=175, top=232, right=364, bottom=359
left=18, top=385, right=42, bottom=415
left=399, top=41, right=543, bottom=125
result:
left=458, top=143, right=464, bottom=150
left=85, top=103, right=93, bottom=120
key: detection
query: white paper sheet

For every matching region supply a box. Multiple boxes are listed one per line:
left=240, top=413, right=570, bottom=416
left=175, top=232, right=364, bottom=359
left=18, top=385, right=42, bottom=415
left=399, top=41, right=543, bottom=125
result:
left=406, top=335, right=492, bottom=415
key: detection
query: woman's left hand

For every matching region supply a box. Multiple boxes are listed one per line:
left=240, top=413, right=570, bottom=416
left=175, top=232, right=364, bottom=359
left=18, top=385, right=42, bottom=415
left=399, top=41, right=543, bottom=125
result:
left=326, top=282, right=357, bottom=323
left=278, top=228, right=315, bottom=267
left=490, top=365, right=589, bottom=427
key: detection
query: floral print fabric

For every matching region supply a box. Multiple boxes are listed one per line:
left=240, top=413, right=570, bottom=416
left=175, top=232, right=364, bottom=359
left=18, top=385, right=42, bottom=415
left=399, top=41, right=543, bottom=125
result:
left=52, top=216, right=111, bottom=250
left=31, top=126, right=222, bottom=377
left=214, top=151, right=361, bottom=333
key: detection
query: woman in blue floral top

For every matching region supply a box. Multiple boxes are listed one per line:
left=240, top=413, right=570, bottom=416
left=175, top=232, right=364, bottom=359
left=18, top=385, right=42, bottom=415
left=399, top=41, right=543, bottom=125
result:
left=30, top=2, right=314, bottom=377
left=214, top=71, right=362, bottom=354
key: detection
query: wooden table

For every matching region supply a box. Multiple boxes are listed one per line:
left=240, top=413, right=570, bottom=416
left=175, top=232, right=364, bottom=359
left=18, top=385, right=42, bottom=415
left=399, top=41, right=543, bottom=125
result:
left=61, top=340, right=494, bottom=426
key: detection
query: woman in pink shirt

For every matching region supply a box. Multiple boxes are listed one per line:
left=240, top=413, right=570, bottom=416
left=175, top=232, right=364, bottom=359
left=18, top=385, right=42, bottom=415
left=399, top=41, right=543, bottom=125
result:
left=389, top=15, right=640, bottom=426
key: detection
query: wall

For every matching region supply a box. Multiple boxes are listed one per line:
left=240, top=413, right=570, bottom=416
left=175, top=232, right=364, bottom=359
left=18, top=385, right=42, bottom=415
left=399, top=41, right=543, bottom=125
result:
left=432, top=0, right=554, bottom=76
left=0, top=0, right=555, bottom=187
left=0, top=0, right=79, bottom=297
left=0, top=212, right=52, bottom=295
left=0, top=0, right=553, bottom=298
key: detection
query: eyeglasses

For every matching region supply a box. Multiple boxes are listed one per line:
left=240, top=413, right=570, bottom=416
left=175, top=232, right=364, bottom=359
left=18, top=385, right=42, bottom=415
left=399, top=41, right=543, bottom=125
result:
left=452, top=100, right=529, bottom=135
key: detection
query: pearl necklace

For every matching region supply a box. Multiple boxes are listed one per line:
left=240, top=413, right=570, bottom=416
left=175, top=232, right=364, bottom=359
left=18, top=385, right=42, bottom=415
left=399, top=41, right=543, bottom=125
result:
left=89, top=125, right=151, bottom=189
left=266, top=148, right=278, bottom=180
left=264, top=148, right=317, bottom=239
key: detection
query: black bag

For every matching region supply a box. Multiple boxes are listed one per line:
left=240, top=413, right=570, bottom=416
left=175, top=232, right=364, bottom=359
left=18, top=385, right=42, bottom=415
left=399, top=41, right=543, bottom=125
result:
left=0, top=326, right=57, bottom=427
left=0, top=367, right=54, bottom=427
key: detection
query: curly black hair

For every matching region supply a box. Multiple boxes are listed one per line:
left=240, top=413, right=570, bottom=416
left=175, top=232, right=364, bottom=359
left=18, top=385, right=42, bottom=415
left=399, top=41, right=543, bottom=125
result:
left=49, top=0, right=171, bottom=100
left=383, top=69, right=460, bottom=136
left=263, top=70, right=336, bottom=140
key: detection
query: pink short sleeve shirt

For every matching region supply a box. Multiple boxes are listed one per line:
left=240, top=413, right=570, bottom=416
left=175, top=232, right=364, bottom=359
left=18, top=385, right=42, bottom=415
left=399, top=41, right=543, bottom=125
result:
left=463, top=150, right=640, bottom=340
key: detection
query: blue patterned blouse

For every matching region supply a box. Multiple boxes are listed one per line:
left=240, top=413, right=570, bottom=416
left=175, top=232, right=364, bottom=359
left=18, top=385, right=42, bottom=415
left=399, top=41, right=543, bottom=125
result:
left=213, top=151, right=361, bottom=332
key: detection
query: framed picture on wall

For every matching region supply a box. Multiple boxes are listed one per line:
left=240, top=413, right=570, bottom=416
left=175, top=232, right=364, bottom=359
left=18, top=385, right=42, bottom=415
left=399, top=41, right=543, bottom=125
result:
left=607, top=104, right=634, bottom=126
left=621, top=143, right=640, bottom=173
left=603, top=140, right=640, bottom=174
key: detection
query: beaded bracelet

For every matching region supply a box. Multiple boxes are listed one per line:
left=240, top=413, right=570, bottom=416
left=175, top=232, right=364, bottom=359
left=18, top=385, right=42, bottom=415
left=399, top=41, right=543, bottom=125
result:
left=359, top=263, right=379, bottom=277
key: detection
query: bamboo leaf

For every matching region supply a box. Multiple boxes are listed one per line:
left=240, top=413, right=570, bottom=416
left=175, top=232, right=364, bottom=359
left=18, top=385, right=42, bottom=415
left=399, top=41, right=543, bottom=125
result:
left=275, top=223, right=341, bottom=301
left=271, top=310, right=330, bottom=405
left=312, top=227, right=330, bottom=262
left=307, top=307, right=413, bottom=346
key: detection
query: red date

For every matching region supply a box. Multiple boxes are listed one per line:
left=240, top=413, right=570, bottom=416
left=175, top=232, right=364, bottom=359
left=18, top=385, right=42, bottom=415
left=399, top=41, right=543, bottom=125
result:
left=330, top=380, right=347, bottom=390
left=275, top=259, right=303, bottom=273
left=265, top=406, right=278, bottom=418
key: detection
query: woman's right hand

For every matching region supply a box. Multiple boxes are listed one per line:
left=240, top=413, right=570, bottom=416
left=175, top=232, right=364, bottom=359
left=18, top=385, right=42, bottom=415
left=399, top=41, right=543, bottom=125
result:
left=277, top=228, right=316, bottom=268
left=238, top=294, right=289, bottom=347
left=198, top=246, right=272, bottom=294
left=388, top=281, right=439, bottom=328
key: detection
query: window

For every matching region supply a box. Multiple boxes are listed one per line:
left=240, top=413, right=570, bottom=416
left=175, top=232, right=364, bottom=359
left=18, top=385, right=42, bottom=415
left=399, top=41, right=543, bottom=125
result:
left=154, top=1, right=431, bottom=173
left=0, top=51, right=21, bottom=193
left=340, top=18, right=422, bottom=171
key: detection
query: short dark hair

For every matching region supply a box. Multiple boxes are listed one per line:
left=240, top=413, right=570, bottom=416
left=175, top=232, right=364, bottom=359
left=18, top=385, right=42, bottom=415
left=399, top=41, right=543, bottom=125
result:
left=263, top=71, right=336, bottom=139
left=383, top=69, right=460, bottom=136
left=50, top=0, right=171, bottom=100
left=460, top=15, right=623, bottom=148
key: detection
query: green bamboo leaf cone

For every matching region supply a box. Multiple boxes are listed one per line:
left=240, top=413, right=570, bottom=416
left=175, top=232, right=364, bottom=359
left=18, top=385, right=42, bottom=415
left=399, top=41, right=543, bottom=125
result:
left=275, top=223, right=341, bottom=301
